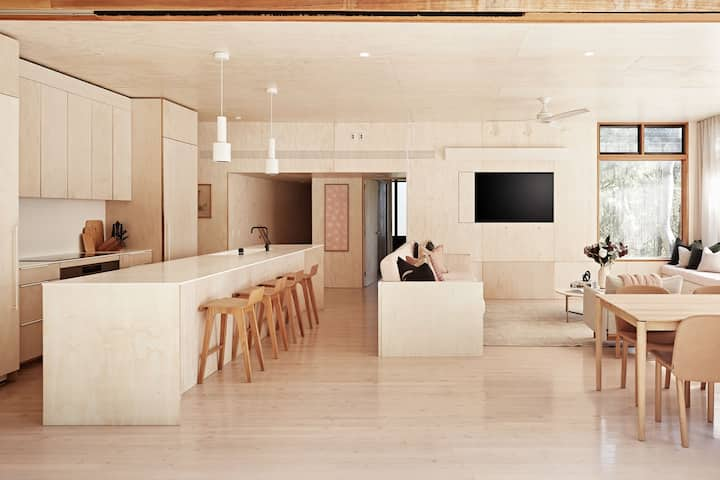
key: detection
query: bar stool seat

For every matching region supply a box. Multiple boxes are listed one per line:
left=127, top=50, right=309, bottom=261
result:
left=197, top=287, right=265, bottom=384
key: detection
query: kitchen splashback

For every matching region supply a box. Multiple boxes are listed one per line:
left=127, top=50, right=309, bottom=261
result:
left=19, top=198, right=106, bottom=258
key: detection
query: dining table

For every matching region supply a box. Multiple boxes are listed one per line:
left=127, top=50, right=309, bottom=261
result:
left=593, top=293, right=720, bottom=441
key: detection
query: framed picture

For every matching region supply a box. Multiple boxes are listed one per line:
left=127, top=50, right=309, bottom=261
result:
left=324, top=184, right=349, bottom=252
left=198, top=184, right=212, bottom=218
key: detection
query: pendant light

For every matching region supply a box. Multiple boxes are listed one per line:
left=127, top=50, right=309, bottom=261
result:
left=265, top=85, right=279, bottom=175
left=212, top=51, right=231, bottom=163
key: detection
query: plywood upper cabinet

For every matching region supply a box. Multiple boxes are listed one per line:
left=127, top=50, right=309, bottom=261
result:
left=19, top=78, right=41, bottom=197
left=91, top=101, right=113, bottom=200
left=40, top=85, right=68, bottom=199
left=112, top=107, right=132, bottom=201
left=67, top=94, right=92, bottom=199
left=162, top=100, right=198, bottom=145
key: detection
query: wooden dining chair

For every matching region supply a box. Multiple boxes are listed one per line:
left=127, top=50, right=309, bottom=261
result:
left=234, top=277, right=290, bottom=359
left=652, top=315, right=720, bottom=447
left=691, top=286, right=720, bottom=391
left=615, top=285, right=674, bottom=404
left=693, top=285, right=720, bottom=294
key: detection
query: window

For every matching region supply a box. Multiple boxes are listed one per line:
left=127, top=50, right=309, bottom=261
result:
left=599, top=125, right=640, bottom=154
left=598, top=123, right=687, bottom=259
left=644, top=126, right=685, bottom=154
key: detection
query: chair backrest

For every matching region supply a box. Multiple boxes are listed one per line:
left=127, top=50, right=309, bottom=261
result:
left=246, top=286, right=265, bottom=306
left=617, top=285, right=669, bottom=294
left=308, top=264, right=319, bottom=277
left=271, top=277, right=287, bottom=295
left=293, top=269, right=305, bottom=282
left=672, top=315, right=720, bottom=382
left=615, top=285, right=669, bottom=331
left=693, top=285, right=720, bottom=295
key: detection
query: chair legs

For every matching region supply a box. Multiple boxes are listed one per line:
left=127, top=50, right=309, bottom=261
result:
left=621, top=340, right=628, bottom=389
left=258, top=297, right=279, bottom=359
left=300, top=280, right=314, bottom=330
left=273, top=294, right=290, bottom=349
left=307, top=278, right=320, bottom=326
left=709, top=383, right=715, bottom=424
left=676, top=377, right=689, bottom=448
left=248, top=307, right=265, bottom=372
left=290, top=285, right=306, bottom=337
left=234, top=311, right=253, bottom=383
left=664, top=367, right=671, bottom=389
left=198, top=311, right=229, bottom=385
left=655, top=360, right=663, bottom=423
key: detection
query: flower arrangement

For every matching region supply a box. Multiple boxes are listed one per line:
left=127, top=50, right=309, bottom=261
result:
left=584, top=236, right=629, bottom=266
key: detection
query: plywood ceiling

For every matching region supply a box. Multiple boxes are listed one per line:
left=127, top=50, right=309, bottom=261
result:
left=1, top=21, right=720, bottom=122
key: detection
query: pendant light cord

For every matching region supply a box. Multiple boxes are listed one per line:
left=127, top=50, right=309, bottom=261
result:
left=269, top=91, right=273, bottom=137
left=219, top=58, right=224, bottom=116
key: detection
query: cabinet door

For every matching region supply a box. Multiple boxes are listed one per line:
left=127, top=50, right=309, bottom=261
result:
left=67, top=94, right=92, bottom=199
left=91, top=101, right=113, bottom=200
left=162, top=138, right=197, bottom=261
left=40, top=85, right=67, bottom=198
left=0, top=94, right=19, bottom=376
left=112, top=108, right=132, bottom=200
left=19, top=78, right=41, bottom=197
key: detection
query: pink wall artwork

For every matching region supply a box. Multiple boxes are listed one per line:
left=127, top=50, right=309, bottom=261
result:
left=324, top=184, right=349, bottom=252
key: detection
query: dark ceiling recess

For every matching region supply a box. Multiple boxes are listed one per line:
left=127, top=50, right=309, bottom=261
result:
left=95, top=10, right=526, bottom=18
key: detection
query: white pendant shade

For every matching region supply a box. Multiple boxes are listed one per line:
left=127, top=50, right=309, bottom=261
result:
left=212, top=51, right=231, bottom=163
left=213, top=115, right=231, bottom=163
left=266, top=137, right=279, bottom=174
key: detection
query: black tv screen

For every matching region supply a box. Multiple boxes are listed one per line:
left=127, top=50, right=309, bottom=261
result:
left=474, top=172, right=554, bottom=223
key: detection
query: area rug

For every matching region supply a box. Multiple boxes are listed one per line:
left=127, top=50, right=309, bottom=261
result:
left=484, top=299, right=594, bottom=347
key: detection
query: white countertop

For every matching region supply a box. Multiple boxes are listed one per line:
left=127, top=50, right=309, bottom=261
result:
left=19, top=249, right=152, bottom=270
left=47, top=244, right=321, bottom=285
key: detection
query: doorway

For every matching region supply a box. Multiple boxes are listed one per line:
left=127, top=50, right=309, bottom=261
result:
left=363, top=179, right=393, bottom=287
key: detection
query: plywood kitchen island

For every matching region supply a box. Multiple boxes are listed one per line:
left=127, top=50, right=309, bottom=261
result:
left=42, top=245, right=323, bottom=426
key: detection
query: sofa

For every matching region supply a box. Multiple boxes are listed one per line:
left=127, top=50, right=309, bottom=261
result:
left=377, top=242, right=485, bottom=357
left=660, top=264, right=720, bottom=293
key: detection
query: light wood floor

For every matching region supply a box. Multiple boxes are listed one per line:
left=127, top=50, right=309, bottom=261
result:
left=0, top=287, right=718, bottom=479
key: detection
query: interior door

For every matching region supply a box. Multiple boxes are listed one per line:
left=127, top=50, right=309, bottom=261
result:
left=363, top=180, right=379, bottom=286
left=162, top=138, right=198, bottom=260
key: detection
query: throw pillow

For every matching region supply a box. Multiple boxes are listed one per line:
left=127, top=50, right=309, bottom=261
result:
left=425, top=241, right=435, bottom=251
left=687, top=242, right=704, bottom=270
left=678, top=246, right=692, bottom=268
left=660, top=275, right=683, bottom=294
left=710, top=242, right=720, bottom=254
left=396, top=257, right=436, bottom=282
left=404, top=255, right=425, bottom=267
left=429, top=245, right=449, bottom=274
left=412, top=242, right=419, bottom=258
left=698, top=247, right=720, bottom=273
left=669, top=237, right=687, bottom=265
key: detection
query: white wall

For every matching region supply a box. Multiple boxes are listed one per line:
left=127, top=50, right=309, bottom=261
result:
left=19, top=198, right=105, bottom=258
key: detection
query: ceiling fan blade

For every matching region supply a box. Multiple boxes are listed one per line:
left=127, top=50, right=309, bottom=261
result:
left=547, top=108, right=590, bottom=122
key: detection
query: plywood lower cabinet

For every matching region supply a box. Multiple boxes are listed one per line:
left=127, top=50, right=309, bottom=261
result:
left=17, top=251, right=151, bottom=365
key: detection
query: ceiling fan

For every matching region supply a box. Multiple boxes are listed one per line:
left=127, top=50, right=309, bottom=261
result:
left=532, top=96, right=589, bottom=124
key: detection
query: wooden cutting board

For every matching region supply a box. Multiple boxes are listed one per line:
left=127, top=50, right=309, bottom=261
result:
left=84, top=220, right=104, bottom=248
left=82, top=233, right=96, bottom=254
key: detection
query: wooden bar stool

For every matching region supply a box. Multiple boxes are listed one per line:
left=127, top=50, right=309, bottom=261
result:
left=197, top=287, right=265, bottom=384
left=260, top=275, right=304, bottom=341
left=234, top=278, right=289, bottom=359
left=303, top=264, right=320, bottom=327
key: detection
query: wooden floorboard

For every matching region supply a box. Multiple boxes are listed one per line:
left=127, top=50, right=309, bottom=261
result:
left=0, top=287, right=718, bottom=479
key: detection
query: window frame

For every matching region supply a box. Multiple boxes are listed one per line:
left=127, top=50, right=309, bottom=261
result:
left=596, top=122, right=689, bottom=261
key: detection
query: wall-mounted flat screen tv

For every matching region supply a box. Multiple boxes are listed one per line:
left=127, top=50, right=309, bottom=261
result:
left=474, top=172, right=554, bottom=223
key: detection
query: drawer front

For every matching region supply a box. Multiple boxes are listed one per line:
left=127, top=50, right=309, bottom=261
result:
left=20, top=321, right=42, bottom=363
left=19, top=283, right=42, bottom=326
left=19, top=264, right=60, bottom=285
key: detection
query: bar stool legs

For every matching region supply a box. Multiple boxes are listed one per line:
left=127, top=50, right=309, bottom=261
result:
left=232, top=309, right=253, bottom=382
left=274, top=292, right=290, bottom=349
left=197, top=309, right=229, bottom=385
left=307, top=274, right=320, bottom=326
left=257, top=296, right=279, bottom=359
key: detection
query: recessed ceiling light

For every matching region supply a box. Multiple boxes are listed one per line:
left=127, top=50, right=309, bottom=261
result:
left=584, top=51, right=595, bottom=57
left=359, top=52, right=370, bottom=58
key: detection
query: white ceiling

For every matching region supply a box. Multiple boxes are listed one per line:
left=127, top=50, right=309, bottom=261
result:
left=1, top=21, right=720, bottom=122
